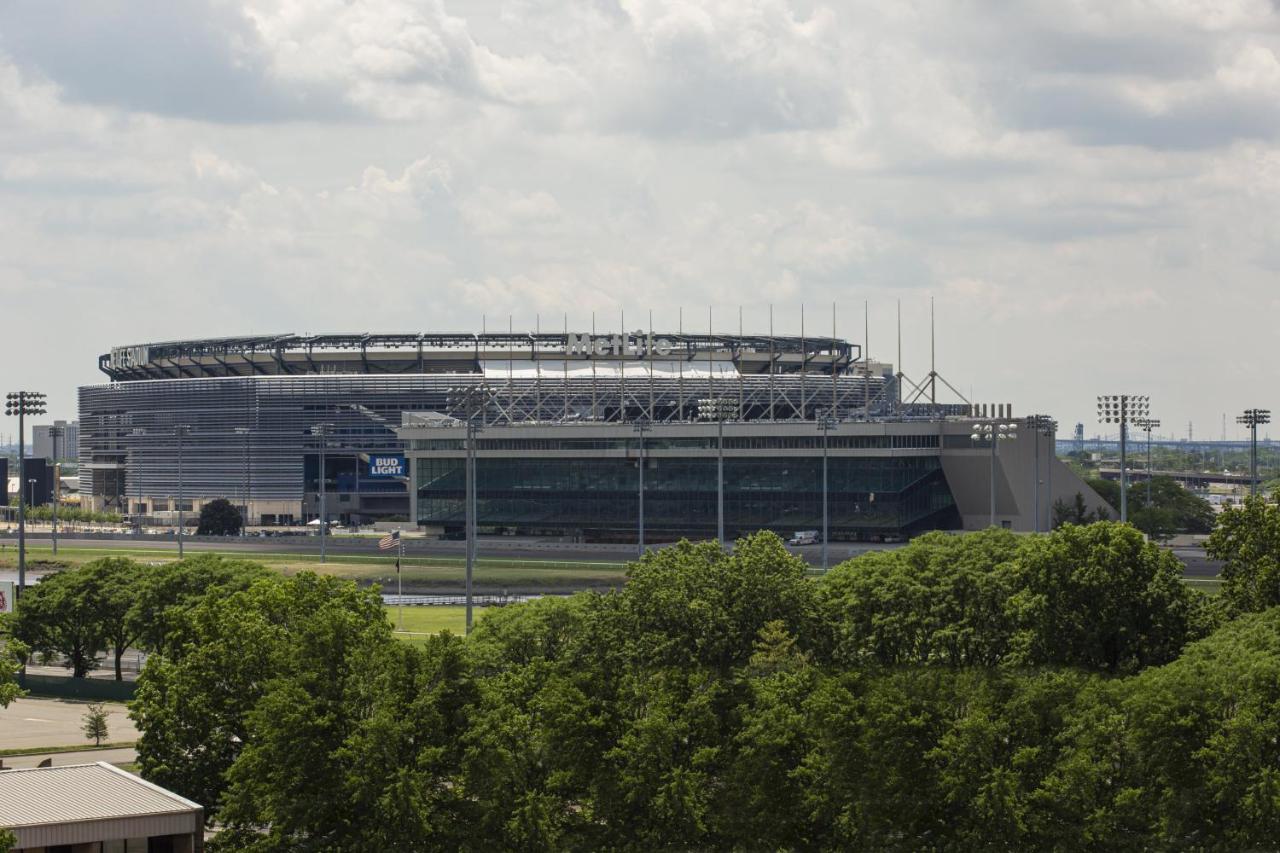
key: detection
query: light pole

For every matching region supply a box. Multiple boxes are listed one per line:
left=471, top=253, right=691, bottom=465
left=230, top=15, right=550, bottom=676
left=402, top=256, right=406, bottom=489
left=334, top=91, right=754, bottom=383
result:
left=5, top=390, right=46, bottom=597
left=311, top=423, right=334, bottom=563
left=447, top=384, right=489, bottom=635
left=130, top=428, right=146, bottom=538
left=1097, top=395, right=1149, bottom=523
left=1133, top=417, right=1161, bottom=507
left=817, top=410, right=838, bottom=570
left=1025, top=415, right=1054, bottom=532
left=175, top=425, right=192, bottom=557
left=633, top=419, right=651, bottom=557
left=697, top=397, right=735, bottom=546
left=1237, top=409, right=1271, bottom=498
left=26, top=480, right=36, bottom=512
left=970, top=420, right=1019, bottom=528
left=233, top=427, right=251, bottom=537
left=49, top=424, right=63, bottom=555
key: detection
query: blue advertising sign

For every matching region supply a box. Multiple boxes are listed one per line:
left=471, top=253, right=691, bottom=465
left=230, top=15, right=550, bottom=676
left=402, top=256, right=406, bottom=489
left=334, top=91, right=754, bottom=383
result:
left=368, top=455, right=407, bottom=478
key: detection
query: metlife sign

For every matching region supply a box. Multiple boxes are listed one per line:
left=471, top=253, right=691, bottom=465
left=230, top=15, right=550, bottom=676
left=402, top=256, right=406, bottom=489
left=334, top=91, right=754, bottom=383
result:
left=368, top=455, right=407, bottom=478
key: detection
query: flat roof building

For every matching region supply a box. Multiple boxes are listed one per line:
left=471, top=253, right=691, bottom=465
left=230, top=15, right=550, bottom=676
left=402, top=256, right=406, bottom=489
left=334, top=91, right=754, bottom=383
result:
left=0, top=761, right=203, bottom=852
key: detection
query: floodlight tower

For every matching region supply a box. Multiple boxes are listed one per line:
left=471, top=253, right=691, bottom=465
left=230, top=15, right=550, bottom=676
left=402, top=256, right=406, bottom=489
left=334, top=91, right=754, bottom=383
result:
left=1097, top=395, right=1149, bottom=523
left=174, top=424, right=193, bottom=556
left=697, top=397, right=736, bottom=547
left=1024, top=415, right=1056, bottom=532
left=5, top=391, right=46, bottom=597
left=970, top=419, right=1019, bottom=528
left=310, top=423, right=334, bottom=563
left=633, top=419, right=651, bottom=557
left=817, top=409, right=839, bottom=570
left=1237, top=409, right=1271, bottom=497
left=1132, top=417, right=1161, bottom=507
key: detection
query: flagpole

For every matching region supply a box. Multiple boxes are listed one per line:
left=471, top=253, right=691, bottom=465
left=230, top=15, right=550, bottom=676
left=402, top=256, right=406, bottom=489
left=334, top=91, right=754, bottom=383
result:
left=397, top=531, right=403, bottom=633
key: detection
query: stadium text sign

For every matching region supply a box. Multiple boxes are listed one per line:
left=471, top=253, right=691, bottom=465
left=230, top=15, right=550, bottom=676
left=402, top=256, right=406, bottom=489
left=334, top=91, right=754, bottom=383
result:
left=564, top=332, right=676, bottom=358
left=109, top=345, right=151, bottom=370
left=368, top=455, right=407, bottom=478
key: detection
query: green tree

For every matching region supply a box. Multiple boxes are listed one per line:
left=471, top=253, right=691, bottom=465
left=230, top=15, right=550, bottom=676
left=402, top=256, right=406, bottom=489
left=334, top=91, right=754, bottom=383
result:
left=0, top=614, right=27, bottom=708
left=12, top=569, right=107, bottom=677
left=88, top=558, right=144, bottom=680
left=0, top=827, right=14, bottom=853
left=1006, top=522, right=1202, bottom=672
left=131, top=572, right=391, bottom=822
left=1206, top=490, right=1280, bottom=613
left=126, top=554, right=270, bottom=656
left=1052, top=492, right=1110, bottom=528
left=196, top=498, right=242, bottom=536
left=82, top=702, right=109, bottom=746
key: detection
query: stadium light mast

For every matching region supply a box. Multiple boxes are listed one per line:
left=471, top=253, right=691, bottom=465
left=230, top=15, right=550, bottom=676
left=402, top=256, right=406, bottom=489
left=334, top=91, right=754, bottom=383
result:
left=6, top=391, right=47, bottom=597
left=1237, top=409, right=1271, bottom=497
left=697, top=397, right=735, bottom=547
left=1133, top=417, right=1161, bottom=507
left=1024, top=415, right=1055, bottom=532
left=971, top=419, right=1018, bottom=527
left=818, top=409, right=838, bottom=570
left=1097, top=395, right=1148, bottom=523
left=311, top=423, right=334, bottom=563
left=633, top=419, right=650, bottom=557
left=174, top=425, right=192, bottom=557
left=448, top=384, right=489, bottom=635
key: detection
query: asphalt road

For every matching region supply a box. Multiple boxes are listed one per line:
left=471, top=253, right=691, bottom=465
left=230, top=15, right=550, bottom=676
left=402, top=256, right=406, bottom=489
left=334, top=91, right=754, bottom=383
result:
left=0, top=532, right=1223, bottom=578
left=1, top=747, right=137, bottom=770
left=0, top=696, right=137, bottom=751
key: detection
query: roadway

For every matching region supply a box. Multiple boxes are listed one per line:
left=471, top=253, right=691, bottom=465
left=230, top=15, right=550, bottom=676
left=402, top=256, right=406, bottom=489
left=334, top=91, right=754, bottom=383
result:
left=0, top=532, right=1223, bottom=580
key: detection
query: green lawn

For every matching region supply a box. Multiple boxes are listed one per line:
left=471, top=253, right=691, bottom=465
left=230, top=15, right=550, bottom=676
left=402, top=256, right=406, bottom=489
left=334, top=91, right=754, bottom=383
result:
left=387, top=605, right=488, bottom=642
left=0, top=544, right=629, bottom=590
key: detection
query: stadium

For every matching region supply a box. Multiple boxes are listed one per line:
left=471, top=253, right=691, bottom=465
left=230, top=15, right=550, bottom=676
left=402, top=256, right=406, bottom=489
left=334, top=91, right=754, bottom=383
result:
left=79, top=331, right=1105, bottom=540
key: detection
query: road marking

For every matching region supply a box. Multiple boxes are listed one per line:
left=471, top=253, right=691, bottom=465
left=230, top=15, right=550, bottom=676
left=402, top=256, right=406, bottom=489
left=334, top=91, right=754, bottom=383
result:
left=22, top=718, right=53, bottom=723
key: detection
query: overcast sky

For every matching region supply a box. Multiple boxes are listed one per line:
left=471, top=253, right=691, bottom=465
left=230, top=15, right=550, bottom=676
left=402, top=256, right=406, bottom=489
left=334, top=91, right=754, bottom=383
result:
left=2, top=0, right=1278, bottom=441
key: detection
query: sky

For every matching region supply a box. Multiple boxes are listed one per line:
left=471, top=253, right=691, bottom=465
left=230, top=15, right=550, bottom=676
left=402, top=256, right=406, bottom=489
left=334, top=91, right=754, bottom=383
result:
left=2, top=0, right=1279, bottom=441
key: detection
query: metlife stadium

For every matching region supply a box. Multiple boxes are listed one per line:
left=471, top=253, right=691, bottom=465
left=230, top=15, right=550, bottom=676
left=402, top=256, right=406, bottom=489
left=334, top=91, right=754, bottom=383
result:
left=79, top=331, right=1103, bottom=539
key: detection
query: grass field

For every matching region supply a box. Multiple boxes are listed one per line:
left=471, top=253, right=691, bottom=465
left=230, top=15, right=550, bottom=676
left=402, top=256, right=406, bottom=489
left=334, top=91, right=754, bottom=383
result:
left=387, top=605, right=488, bottom=642
left=0, top=544, right=629, bottom=590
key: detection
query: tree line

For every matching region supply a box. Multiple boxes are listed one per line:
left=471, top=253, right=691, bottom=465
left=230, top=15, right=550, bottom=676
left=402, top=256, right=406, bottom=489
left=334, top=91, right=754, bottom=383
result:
left=5, top=496, right=1280, bottom=850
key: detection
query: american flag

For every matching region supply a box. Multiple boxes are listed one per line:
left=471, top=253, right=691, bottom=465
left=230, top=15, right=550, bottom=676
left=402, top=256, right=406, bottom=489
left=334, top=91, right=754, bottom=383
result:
left=379, top=530, right=401, bottom=550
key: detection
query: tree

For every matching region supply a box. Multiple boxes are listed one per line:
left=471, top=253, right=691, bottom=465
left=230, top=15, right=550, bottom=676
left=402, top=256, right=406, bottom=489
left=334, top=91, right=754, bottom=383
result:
left=12, top=569, right=107, bottom=677
left=1206, top=490, right=1280, bottom=613
left=196, top=498, right=242, bottom=536
left=87, top=558, right=144, bottom=680
left=82, top=702, right=109, bottom=746
left=0, top=615, right=27, bottom=708
left=0, top=827, right=14, bottom=853
left=131, top=572, right=392, bottom=821
left=1052, top=492, right=1110, bottom=528
left=126, top=554, right=270, bottom=656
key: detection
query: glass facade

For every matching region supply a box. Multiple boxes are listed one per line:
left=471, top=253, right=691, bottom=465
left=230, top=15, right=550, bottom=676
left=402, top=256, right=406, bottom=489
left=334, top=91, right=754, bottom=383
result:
left=416, top=453, right=958, bottom=541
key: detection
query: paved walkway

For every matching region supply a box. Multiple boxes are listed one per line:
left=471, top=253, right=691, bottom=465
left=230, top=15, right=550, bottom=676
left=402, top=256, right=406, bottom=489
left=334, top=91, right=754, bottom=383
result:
left=1, top=746, right=137, bottom=770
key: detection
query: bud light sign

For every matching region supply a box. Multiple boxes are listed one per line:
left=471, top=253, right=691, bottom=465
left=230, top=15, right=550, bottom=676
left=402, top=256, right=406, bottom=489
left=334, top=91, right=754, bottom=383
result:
left=368, top=455, right=407, bottom=478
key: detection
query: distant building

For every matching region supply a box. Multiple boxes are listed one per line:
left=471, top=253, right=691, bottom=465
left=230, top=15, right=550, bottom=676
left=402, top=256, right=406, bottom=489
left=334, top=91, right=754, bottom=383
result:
left=0, top=761, right=204, bottom=852
left=32, top=420, right=78, bottom=462
left=19, top=458, right=53, bottom=507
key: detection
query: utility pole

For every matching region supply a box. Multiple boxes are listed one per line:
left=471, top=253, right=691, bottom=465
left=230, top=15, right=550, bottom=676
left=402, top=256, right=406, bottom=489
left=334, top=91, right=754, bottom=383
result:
left=634, top=420, right=650, bottom=557
left=1025, top=415, right=1054, bottom=532
left=6, top=391, right=47, bottom=597
left=49, top=424, right=63, bottom=555
left=448, top=384, right=489, bottom=635
left=698, top=397, right=735, bottom=546
left=234, top=427, right=251, bottom=537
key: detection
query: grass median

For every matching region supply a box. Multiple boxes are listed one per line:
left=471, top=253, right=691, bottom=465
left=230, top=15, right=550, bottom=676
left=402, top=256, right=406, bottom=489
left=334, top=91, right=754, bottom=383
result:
left=1, top=543, right=630, bottom=591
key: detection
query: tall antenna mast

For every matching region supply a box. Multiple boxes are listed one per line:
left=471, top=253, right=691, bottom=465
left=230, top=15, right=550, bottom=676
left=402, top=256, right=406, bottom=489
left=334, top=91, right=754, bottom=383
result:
left=901, top=295, right=970, bottom=413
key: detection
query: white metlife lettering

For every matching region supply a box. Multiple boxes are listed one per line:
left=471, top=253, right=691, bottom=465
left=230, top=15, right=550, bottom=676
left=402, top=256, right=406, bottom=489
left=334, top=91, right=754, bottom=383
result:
left=563, top=331, right=674, bottom=357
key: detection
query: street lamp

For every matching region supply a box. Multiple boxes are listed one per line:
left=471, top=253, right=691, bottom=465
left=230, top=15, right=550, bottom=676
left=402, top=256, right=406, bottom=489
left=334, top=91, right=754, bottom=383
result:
left=174, top=425, right=192, bottom=557
left=1097, top=395, right=1149, bottom=523
left=1237, top=409, right=1271, bottom=498
left=5, top=390, right=46, bottom=597
left=1132, top=417, right=1161, bottom=507
left=233, top=427, right=251, bottom=537
left=48, top=424, right=63, bottom=555
left=817, top=410, right=839, bottom=571
left=130, top=428, right=146, bottom=538
left=697, top=397, right=736, bottom=546
left=633, top=419, right=651, bottom=557
left=970, top=420, right=1019, bottom=528
left=1024, top=415, right=1056, bottom=532
left=447, top=384, right=490, bottom=635
left=311, top=423, right=335, bottom=563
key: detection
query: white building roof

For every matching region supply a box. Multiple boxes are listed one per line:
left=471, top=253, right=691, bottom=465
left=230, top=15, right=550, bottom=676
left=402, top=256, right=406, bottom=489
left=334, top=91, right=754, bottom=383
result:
left=0, top=761, right=201, bottom=828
